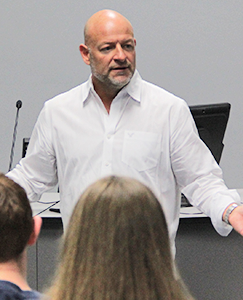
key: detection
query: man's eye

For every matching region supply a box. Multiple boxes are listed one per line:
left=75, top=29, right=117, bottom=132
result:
left=123, top=44, right=134, bottom=51
left=100, top=46, right=112, bottom=52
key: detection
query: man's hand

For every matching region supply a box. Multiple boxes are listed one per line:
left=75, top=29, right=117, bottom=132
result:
left=228, top=206, right=243, bottom=236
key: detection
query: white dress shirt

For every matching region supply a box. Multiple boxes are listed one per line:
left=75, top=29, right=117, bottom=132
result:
left=7, top=70, right=240, bottom=255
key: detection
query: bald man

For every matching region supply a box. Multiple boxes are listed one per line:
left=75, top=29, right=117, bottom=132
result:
left=7, top=10, right=243, bottom=255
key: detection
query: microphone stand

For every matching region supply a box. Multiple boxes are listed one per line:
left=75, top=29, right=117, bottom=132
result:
left=8, top=100, right=22, bottom=172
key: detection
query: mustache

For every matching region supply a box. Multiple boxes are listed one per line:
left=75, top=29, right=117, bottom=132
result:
left=109, top=64, right=131, bottom=71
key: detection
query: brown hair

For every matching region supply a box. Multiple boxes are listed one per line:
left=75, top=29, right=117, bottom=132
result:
left=0, top=173, right=33, bottom=262
left=47, top=176, right=193, bottom=300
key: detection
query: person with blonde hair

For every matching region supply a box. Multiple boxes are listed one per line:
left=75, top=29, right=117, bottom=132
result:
left=47, top=176, right=194, bottom=300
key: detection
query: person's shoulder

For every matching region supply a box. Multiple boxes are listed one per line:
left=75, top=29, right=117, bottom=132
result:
left=141, top=78, right=188, bottom=108
left=22, top=290, right=42, bottom=300
left=45, top=82, right=86, bottom=107
left=0, top=280, right=21, bottom=293
left=0, top=281, right=41, bottom=300
left=42, top=77, right=91, bottom=112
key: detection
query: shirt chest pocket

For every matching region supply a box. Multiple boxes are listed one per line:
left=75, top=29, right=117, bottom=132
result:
left=122, top=131, right=161, bottom=171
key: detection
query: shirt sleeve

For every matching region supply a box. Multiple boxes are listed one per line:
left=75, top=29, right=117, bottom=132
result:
left=170, top=100, right=241, bottom=236
left=7, top=103, right=58, bottom=201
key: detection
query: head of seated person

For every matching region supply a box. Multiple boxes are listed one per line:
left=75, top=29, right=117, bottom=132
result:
left=0, top=173, right=42, bottom=298
left=47, top=175, right=194, bottom=300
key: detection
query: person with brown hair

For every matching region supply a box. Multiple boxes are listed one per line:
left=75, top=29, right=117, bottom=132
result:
left=0, top=173, right=42, bottom=300
left=46, top=176, right=194, bottom=300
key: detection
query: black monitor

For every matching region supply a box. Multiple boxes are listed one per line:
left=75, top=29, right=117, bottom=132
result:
left=189, top=102, right=231, bottom=164
left=181, top=102, right=231, bottom=207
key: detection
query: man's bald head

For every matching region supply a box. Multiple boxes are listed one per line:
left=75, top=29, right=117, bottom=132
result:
left=84, top=10, right=134, bottom=47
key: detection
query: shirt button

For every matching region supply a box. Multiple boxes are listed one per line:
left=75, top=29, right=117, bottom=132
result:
left=107, top=134, right=111, bottom=139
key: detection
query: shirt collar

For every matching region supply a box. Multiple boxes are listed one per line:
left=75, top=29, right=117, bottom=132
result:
left=122, top=70, right=142, bottom=103
left=81, top=75, right=93, bottom=103
left=82, top=69, right=142, bottom=103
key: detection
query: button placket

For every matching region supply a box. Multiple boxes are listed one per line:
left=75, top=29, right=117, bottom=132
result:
left=101, top=95, right=129, bottom=176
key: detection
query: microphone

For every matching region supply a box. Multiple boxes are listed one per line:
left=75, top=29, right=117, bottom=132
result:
left=8, top=100, right=22, bottom=172
left=16, top=100, right=22, bottom=109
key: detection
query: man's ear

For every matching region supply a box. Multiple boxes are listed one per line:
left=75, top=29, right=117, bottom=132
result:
left=27, top=216, right=42, bottom=246
left=79, top=44, right=91, bottom=65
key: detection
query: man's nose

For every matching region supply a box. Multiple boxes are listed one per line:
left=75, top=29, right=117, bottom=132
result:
left=114, top=44, right=126, bottom=61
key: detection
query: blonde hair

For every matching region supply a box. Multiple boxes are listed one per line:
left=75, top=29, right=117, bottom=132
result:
left=47, top=176, right=193, bottom=300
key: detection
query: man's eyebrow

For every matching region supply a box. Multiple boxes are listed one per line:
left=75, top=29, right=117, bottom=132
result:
left=121, top=39, right=135, bottom=43
left=100, top=39, right=135, bottom=46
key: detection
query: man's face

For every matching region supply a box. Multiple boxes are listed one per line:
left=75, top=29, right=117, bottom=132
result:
left=84, top=17, right=136, bottom=90
left=89, top=37, right=136, bottom=89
